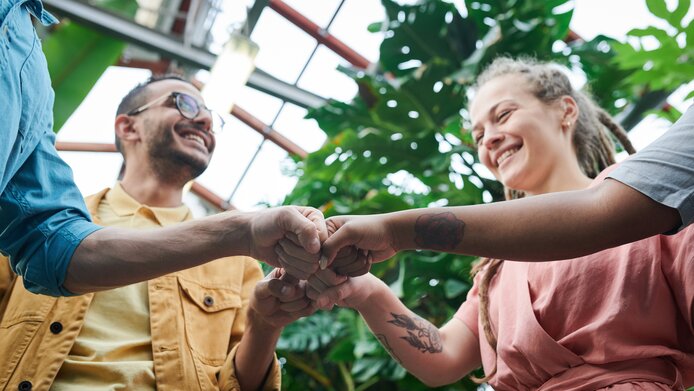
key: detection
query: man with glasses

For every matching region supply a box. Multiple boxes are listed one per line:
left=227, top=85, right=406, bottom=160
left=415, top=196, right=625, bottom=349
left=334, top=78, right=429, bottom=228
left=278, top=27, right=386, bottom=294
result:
left=1, top=1, right=326, bottom=298
left=0, top=75, right=314, bottom=390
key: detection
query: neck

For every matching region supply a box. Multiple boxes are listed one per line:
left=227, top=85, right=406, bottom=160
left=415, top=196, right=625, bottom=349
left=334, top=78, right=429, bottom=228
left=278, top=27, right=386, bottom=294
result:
left=120, top=167, right=187, bottom=208
left=525, top=160, right=593, bottom=196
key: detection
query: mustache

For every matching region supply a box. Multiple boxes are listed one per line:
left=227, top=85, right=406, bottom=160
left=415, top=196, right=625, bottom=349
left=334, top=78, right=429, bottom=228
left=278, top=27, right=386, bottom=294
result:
left=174, top=121, right=209, bottom=134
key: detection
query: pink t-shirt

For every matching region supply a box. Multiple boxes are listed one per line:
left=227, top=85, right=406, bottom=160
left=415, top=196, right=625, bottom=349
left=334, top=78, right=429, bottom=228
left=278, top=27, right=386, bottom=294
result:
left=456, top=184, right=694, bottom=390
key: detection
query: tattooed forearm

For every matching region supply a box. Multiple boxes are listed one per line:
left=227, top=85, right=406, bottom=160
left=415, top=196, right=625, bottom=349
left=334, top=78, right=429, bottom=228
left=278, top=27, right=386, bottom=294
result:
left=387, top=312, right=442, bottom=353
left=414, top=212, right=464, bottom=251
left=376, top=334, right=404, bottom=365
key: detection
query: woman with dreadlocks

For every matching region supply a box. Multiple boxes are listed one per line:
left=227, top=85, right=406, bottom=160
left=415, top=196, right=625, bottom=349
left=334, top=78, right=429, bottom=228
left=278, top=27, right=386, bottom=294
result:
left=293, top=57, right=694, bottom=389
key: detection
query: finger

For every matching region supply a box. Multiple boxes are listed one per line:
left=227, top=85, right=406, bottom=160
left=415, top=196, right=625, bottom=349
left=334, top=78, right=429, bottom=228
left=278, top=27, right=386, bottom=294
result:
left=301, top=207, right=328, bottom=244
left=315, top=284, right=350, bottom=308
left=320, top=217, right=353, bottom=269
left=333, top=252, right=371, bottom=277
left=279, top=297, right=311, bottom=312
left=306, top=285, right=321, bottom=301
left=279, top=272, right=299, bottom=285
left=279, top=238, right=320, bottom=262
left=282, top=264, right=312, bottom=281
left=307, top=274, right=330, bottom=293
left=330, top=246, right=359, bottom=268
left=314, top=268, right=348, bottom=287
left=275, top=245, right=319, bottom=275
left=280, top=207, right=322, bottom=255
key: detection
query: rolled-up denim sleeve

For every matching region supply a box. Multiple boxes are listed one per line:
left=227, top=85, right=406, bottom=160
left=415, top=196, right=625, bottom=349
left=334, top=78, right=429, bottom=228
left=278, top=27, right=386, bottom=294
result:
left=1, top=134, right=102, bottom=297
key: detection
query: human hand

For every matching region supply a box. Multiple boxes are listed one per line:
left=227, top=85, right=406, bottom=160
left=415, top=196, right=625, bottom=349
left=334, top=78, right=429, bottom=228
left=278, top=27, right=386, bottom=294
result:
left=248, top=268, right=316, bottom=329
left=306, top=268, right=377, bottom=310
left=274, top=236, right=370, bottom=279
left=320, top=215, right=398, bottom=270
left=247, top=206, right=328, bottom=269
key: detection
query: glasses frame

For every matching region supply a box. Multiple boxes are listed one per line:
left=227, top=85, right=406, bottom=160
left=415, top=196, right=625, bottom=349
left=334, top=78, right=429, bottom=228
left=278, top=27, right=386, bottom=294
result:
left=127, top=91, right=226, bottom=133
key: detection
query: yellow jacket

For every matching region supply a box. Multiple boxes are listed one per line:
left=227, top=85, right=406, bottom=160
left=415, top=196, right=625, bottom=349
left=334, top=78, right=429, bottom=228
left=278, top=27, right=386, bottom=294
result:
left=0, top=188, right=280, bottom=391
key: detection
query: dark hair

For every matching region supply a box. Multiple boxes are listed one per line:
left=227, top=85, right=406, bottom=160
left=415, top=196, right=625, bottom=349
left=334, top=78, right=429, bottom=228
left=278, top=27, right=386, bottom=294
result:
left=468, top=57, right=636, bottom=383
left=114, top=74, right=190, bottom=155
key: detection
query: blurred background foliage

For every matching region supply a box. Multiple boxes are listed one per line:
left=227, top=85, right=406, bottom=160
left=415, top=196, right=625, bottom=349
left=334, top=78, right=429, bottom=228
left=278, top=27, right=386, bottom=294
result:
left=277, top=0, right=693, bottom=389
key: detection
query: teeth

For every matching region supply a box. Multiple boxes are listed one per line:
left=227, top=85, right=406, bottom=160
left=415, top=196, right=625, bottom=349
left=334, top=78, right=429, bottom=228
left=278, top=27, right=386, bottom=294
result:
left=184, top=134, right=205, bottom=147
left=497, top=148, right=519, bottom=166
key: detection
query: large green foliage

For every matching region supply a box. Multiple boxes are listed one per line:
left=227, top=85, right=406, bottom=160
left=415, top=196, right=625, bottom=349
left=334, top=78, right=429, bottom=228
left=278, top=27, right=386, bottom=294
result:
left=43, top=0, right=137, bottom=131
left=279, top=0, right=693, bottom=390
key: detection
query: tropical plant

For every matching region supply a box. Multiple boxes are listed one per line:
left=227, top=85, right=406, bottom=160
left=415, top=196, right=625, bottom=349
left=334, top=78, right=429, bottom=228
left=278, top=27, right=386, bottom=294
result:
left=278, top=0, right=693, bottom=390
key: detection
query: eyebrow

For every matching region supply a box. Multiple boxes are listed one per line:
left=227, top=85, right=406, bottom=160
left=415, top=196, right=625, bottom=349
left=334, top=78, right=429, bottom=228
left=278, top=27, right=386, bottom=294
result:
left=471, top=99, right=515, bottom=132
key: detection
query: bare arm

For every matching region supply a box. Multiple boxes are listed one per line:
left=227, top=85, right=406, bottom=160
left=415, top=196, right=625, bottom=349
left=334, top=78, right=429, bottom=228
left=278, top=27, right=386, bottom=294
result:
left=309, top=273, right=481, bottom=387
left=234, top=270, right=314, bottom=391
left=322, top=179, right=681, bottom=264
left=66, top=206, right=326, bottom=293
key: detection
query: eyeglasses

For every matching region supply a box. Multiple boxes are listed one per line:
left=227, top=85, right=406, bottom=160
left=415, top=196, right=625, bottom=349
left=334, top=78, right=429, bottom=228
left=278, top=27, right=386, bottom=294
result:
left=127, top=91, right=226, bottom=134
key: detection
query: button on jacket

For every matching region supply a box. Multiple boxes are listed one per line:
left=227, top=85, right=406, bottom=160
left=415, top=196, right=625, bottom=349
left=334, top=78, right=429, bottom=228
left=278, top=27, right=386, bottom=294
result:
left=0, top=187, right=281, bottom=390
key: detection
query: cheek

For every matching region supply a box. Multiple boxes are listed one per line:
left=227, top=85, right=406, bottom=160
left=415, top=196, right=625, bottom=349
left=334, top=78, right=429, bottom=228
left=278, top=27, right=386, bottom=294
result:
left=478, top=148, right=496, bottom=171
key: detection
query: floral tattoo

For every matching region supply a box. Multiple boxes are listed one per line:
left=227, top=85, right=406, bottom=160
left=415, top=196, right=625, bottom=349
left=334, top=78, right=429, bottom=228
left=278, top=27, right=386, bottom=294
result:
left=414, top=212, right=464, bottom=250
left=387, top=312, right=442, bottom=354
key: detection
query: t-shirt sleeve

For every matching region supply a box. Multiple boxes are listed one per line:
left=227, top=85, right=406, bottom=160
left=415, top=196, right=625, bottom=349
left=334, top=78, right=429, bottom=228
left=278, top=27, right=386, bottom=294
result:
left=455, top=270, right=483, bottom=339
left=608, top=104, right=694, bottom=231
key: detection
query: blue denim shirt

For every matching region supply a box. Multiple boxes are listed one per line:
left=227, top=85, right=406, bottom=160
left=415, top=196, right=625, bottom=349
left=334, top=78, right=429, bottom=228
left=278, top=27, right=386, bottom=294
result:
left=0, top=0, right=102, bottom=296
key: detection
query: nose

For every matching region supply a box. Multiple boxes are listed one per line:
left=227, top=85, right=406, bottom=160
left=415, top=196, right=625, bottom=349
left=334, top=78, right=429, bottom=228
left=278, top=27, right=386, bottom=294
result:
left=192, top=108, right=213, bottom=133
left=483, top=128, right=505, bottom=150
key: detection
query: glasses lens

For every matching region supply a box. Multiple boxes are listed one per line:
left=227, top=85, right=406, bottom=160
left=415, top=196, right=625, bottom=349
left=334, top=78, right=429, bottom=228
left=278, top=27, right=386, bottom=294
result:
left=211, top=111, right=225, bottom=134
left=176, top=93, right=200, bottom=119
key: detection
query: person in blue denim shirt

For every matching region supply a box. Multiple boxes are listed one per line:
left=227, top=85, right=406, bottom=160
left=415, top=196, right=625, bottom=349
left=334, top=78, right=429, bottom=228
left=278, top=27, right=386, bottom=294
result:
left=0, top=0, right=329, bottom=296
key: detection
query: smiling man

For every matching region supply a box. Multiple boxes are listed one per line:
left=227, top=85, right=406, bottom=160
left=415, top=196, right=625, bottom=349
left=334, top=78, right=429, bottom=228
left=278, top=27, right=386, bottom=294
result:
left=0, top=75, right=314, bottom=390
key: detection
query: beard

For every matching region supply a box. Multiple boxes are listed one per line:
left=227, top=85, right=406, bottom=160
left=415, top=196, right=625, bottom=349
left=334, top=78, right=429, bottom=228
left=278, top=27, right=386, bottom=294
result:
left=147, top=123, right=210, bottom=184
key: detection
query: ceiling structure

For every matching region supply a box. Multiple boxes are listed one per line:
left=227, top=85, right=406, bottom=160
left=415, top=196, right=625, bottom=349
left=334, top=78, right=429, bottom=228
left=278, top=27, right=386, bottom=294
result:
left=45, top=0, right=385, bottom=212
left=43, top=0, right=681, bottom=214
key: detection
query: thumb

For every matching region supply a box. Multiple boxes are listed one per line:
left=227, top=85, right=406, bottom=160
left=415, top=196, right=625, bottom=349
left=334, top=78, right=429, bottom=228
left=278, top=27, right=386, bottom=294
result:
left=320, top=223, right=352, bottom=270
left=283, top=207, right=321, bottom=255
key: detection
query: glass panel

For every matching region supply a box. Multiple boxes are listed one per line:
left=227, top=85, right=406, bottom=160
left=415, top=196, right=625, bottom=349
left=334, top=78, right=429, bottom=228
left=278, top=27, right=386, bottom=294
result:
left=234, top=85, right=285, bottom=124
left=229, top=142, right=298, bottom=210
left=251, top=11, right=317, bottom=83
left=327, top=0, right=385, bottom=63
left=273, top=103, right=327, bottom=153
left=57, top=66, right=152, bottom=140
left=296, top=45, right=357, bottom=102
left=284, top=0, right=342, bottom=28
left=58, top=151, right=123, bottom=196
left=196, top=116, right=265, bottom=198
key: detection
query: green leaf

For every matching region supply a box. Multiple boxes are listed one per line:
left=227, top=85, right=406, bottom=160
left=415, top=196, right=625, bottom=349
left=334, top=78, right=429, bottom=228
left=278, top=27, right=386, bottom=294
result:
left=444, top=278, right=469, bottom=299
left=669, top=0, right=691, bottom=28
left=44, top=0, right=138, bottom=132
left=646, top=0, right=671, bottom=20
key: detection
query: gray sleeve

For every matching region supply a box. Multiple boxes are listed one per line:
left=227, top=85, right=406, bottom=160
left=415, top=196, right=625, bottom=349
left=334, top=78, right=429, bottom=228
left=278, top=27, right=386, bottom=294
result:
left=608, top=104, right=694, bottom=231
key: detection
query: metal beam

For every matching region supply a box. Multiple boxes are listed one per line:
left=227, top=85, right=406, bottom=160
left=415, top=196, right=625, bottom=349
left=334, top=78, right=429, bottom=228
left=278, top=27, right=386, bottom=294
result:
left=42, top=0, right=327, bottom=109
left=268, top=0, right=372, bottom=69
left=231, top=105, right=308, bottom=159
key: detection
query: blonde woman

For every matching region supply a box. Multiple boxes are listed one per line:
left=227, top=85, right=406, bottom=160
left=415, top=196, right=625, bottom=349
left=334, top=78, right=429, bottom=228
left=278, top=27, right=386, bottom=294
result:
left=286, top=58, right=694, bottom=389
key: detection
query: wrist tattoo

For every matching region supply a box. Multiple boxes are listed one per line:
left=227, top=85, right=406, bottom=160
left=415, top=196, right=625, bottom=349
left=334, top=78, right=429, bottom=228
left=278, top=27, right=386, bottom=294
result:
left=376, top=334, right=404, bottom=365
left=387, top=312, right=442, bottom=354
left=414, top=212, right=464, bottom=250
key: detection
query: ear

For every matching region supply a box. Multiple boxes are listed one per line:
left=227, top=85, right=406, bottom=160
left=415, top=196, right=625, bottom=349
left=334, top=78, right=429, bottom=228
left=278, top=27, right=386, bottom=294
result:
left=559, top=96, right=579, bottom=132
left=114, top=114, right=141, bottom=145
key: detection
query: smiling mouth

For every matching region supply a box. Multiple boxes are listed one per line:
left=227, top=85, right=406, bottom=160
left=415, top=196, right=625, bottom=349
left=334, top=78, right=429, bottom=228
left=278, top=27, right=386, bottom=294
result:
left=183, top=133, right=206, bottom=148
left=496, top=147, right=520, bottom=167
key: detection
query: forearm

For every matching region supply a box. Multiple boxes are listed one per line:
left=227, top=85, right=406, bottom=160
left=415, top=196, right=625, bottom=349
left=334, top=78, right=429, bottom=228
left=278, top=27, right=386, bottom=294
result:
left=234, top=314, right=281, bottom=391
left=355, top=277, right=476, bottom=386
left=65, top=212, right=253, bottom=293
left=389, top=180, right=680, bottom=261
